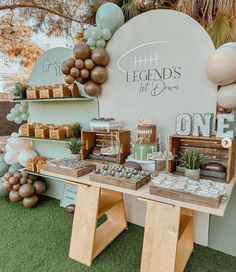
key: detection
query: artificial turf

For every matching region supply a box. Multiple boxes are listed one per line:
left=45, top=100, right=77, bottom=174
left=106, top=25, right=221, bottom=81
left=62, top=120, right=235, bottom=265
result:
left=0, top=196, right=235, bottom=272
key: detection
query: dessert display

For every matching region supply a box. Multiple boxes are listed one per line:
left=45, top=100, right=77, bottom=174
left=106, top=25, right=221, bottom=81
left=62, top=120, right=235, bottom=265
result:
left=133, top=118, right=159, bottom=161
left=150, top=173, right=226, bottom=208
left=19, top=123, right=79, bottom=140
left=89, top=164, right=151, bottom=190
left=26, top=83, right=81, bottom=100
left=27, top=156, right=48, bottom=173
left=42, top=158, right=96, bottom=177
left=90, top=117, right=122, bottom=132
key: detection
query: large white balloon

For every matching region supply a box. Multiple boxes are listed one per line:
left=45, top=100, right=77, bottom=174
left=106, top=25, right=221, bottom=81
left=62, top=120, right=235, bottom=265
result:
left=18, top=150, right=37, bottom=167
left=4, top=150, right=18, bottom=165
left=206, top=42, right=236, bottom=86
left=5, top=143, right=11, bottom=152
left=9, top=138, right=32, bottom=152
left=217, top=83, right=236, bottom=109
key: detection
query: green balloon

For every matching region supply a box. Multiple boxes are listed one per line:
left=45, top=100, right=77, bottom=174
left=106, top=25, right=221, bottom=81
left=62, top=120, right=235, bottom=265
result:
left=0, top=178, right=9, bottom=197
left=84, top=27, right=92, bottom=40
left=102, top=28, right=112, bottom=40
left=0, top=161, right=10, bottom=176
left=15, top=117, right=22, bottom=124
left=96, top=39, right=106, bottom=48
left=96, top=3, right=124, bottom=34
left=21, top=113, right=28, bottom=121
left=0, top=154, right=5, bottom=162
left=19, top=105, right=28, bottom=113
left=11, top=108, right=18, bottom=115
left=6, top=114, right=14, bottom=122
left=91, top=26, right=102, bottom=40
left=11, top=87, right=20, bottom=96
left=87, top=38, right=96, bottom=47
left=8, top=163, right=22, bottom=173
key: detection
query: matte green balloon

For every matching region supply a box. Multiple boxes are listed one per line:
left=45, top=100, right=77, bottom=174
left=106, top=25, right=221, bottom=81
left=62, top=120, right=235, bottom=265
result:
left=96, top=39, right=106, bottom=48
left=19, top=105, right=27, bottom=113
left=84, top=27, right=92, bottom=40
left=15, top=103, right=21, bottom=109
left=91, top=26, right=102, bottom=41
left=0, top=154, right=5, bottom=162
left=8, top=163, right=22, bottom=173
left=87, top=38, right=96, bottom=47
left=11, top=108, right=18, bottom=115
left=21, top=113, right=28, bottom=121
left=102, top=28, right=112, bottom=40
left=0, top=161, right=10, bottom=176
left=15, top=117, right=22, bottom=124
left=96, top=3, right=124, bottom=34
left=11, top=87, right=20, bottom=97
left=0, top=178, right=9, bottom=197
left=6, top=114, right=14, bottom=122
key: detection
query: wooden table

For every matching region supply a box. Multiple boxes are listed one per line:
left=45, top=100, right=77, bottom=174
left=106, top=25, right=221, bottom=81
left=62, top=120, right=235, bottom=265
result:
left=42, top=170, right=235, bottom=272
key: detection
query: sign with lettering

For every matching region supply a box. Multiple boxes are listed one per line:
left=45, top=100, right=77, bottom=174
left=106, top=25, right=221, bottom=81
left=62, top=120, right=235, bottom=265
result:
left=99, top=10, right=217, bottom=148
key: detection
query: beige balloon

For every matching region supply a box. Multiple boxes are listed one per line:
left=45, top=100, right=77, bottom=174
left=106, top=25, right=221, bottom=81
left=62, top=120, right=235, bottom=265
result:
left=217, top=83, right=236, bottom=109
left=206, top=43, right=236, bottom=86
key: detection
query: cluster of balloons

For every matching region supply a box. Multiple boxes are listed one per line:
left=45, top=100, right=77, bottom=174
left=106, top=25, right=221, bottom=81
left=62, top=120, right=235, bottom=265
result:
left=6, top=103, right=29, bottom=124
left=83, top=3, right=124, bottom=49
left=4, top=133, right=37, bottom=167
left=2, top=171, right=46, bottom=208
left=11, top=82, right=29, bottom=99
left=61, top=42, right=109, bottom=96
left=206, top=42, right=236, bottom=109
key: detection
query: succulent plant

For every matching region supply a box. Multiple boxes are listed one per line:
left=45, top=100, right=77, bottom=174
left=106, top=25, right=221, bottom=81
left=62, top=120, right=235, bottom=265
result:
left=71, top=122, right=83, bottom=138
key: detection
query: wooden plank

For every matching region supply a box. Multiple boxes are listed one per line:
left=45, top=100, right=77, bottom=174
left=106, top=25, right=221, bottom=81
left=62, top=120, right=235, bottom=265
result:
left=89, top=173, right=151, bottom=190
left=149, top=184, right=221, bottom=208
left=69, top=184, right=100, bottom=266
left=141, top=201, right=181, bottom=272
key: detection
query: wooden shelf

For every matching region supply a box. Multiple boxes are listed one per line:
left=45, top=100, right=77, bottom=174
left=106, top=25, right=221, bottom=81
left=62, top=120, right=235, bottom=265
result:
left=19, top=168, right=67, bottom=182
left=18, top=136, right=71, bottom=143
left=12, top=96, right=93, bottom=103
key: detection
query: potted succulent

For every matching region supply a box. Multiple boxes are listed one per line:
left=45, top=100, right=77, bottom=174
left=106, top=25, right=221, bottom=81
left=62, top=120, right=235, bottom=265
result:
left=72, top=122, right=83, bottom=138
left=66, top=137, right=84, bottom=160
left=180, top=148, right=201, bottom=181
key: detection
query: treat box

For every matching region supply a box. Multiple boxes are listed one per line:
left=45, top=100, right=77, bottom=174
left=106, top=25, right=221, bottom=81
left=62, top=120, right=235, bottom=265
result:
left=89, top=173, right=151, bottom=190
left=39, top=88, right=53, bottom=99
left=19, top=127, right=35, bottom=137
left=149, top=183, right=222, bottom=208
left=53, top=85, right=70, bottom=98
left=35, top=128, right=49, bottom=138
left=27, top=161, right=37, bottom=172
left=49, top=129, right=66, bottom=139
left=43, top=163, right=96, bottom=177
left=26, top=89, right=39, bottom=99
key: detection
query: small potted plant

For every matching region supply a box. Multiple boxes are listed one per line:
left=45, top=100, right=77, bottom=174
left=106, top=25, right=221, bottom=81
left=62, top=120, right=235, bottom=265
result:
left=180, top=148, right=201, bottom=181
left=66, top=137, right=83, bottom=160
left=72, top=122, right=83, bottom=138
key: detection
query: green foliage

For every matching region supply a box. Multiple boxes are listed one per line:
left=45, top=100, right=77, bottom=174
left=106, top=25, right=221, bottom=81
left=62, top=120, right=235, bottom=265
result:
left=66, top=137, right=83, bottom=154
left=180, top=148, right=201, bottom=170
left=71, top=122, right=83, bottom=138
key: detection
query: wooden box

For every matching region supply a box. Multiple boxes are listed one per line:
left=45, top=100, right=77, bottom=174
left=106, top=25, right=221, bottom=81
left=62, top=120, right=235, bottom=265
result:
left=27, top=160, right=37, bottom=172
left=89, top=173, right=151, bottom=190
left=35, top=128, right=49, bottom=138
left=19, top=125, right=35, bottom=137
left=62, top=125, right=74, bottom=138
left=49, top=128, right=66, bottom=139
left=169, top=135, right=236, bottom=182
left=39, top=87, right=53, bottom=99
left=82, top=129, right=131, bottom=165
left=26, top=89, right=39, bottom=99
left=53, top=84, right=70, bottom=98
left=68, top=83, right=81, bottom=97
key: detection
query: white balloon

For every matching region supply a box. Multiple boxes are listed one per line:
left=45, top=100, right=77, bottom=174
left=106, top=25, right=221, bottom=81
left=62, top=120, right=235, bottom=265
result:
left=15, top=103, right=21, bottom=109
left=15, top=117, right=22, bottom=124
left=4, top=151, right=18, bottom=165
left=206, top=43, right=236, bottom=86
left=9, top=137, right=32, bottom=152
left=217, top=83, right=236, bottom=109
left=5, top=143, right=11, bottom=152
left=21, top=101, right=28, bottom=107
left=18, top=150, right=37, bottom=167
left=6, top=114, right=14, bottom=121
left=11, top=132, right=19, bottom=138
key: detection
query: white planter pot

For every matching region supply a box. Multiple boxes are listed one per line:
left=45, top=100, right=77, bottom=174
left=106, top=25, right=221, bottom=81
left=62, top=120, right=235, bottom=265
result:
left=71, top=154, right=81, bottom=160
left=184, top=168, right=200, bottom=181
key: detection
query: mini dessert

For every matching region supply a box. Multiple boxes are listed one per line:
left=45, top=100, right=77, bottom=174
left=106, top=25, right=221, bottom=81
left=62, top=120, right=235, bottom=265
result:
left=90, top=117, right=122, bottom=131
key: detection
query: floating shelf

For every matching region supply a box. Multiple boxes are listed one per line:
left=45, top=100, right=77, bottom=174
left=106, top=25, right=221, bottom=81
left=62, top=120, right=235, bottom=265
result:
left=12, top=96, right=93, bottom=103
left=19, top=168, right=66, bottom=181
left=18, top=136, right=71, bottom=143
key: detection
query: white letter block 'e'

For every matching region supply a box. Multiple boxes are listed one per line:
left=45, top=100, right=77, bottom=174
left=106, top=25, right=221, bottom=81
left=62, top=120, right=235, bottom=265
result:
left=216, top=114, right=236, bottom=139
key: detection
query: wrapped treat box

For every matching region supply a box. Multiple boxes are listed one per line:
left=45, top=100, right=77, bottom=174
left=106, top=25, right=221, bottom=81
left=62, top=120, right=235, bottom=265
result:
left=53, top=84, right=70, bottom=98
left=26, top=87, right=40, bottom=99
left=62, top=125, right=74, bottom=138
left=27, top=159, right=37, bottom=172
left=35, top=124, right=50, bottom=138
left=19, top=124, right=35, bottom=137
left=68, top=83, right=81, bottom=97
left=49, top=126, right=66, bottom=139
left=39, top=86, right=53, bottom=99
left=27, top=156, right=48, bottom=173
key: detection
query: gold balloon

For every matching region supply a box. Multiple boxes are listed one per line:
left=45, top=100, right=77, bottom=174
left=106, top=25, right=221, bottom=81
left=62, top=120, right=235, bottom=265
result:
left=75, top=59, right=84, bottom=69
left=12, top=183, right=21, bottom=191
left=84, top=81, right=101, bottom=96
left=23, top=195, right=38, bottom=208
left=9, top=191, right=22, bottom=203
left=34, top=181, right=46, bottom=195
left=61, top=62, right=70, bottom=75
left=2, top=180, right=11, bottom=190
left=76, top=77, right=84, bottom=84
left=19, top=183, right=35, bottom=198
left=65, top=75, right=75, bottom=84
left=3, top=172, right=13, bottom=181
left=84, top=59, right=95, bottom=70
left=91, top=66, right=108, bottom=84
left=91, top=48, right=109, bottom=67
left=80, top=69, right=90, bottom=79
left=73, top=42, right=91, bottom=60
left=70, top=67, right=80, bottom=78
left=9, top=176, right=19, bottom=185
left=66, top=58, right=75, bottom=68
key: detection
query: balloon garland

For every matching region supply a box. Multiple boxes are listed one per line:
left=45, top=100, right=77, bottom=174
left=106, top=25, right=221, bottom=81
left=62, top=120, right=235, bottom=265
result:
left=206, top=42, right=236, bottom=109
left=6, top=103, right=29, bottom=124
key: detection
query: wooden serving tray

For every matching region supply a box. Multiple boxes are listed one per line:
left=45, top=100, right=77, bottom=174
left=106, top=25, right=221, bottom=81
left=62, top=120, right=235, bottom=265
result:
left=43, top=164, right=96, bottom=177
left=149, top=183, right=222, bottom=208
left=89, top=173, right=151, bottom=190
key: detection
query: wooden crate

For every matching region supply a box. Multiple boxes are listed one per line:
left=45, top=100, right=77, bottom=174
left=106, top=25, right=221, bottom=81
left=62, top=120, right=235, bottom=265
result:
left=169, top=135, right=236, bottom=182
left=43, top=164, right=96, bottom=177
left=82, top=130, right=130, bottom=165
left=149, top=183, right=221, bottom=208
left=89, top=173, right=151, bottom=190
